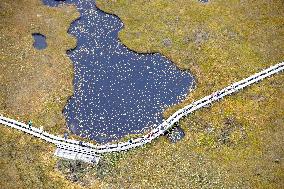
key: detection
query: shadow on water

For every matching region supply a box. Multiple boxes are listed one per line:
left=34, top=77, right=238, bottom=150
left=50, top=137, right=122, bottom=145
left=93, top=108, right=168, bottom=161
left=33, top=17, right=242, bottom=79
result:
left=42, top=0, right=194, bottom=144
left=32, top=33, right=47, bottom=50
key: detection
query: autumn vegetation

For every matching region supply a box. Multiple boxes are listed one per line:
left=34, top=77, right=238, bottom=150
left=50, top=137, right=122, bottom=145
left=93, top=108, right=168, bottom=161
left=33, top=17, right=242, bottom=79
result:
left=0, top=0, right=283, bottom=188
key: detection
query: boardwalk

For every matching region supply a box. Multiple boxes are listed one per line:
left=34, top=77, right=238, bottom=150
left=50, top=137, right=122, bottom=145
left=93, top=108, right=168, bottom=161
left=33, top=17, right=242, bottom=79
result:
left=0, top=61, right=283, bottom=163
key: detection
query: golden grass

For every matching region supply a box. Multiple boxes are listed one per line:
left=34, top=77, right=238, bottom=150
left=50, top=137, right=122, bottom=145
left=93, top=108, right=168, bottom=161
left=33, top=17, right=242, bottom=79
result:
left=94, top=0, right=284, bottom=188
left=0, top=0, right=83, bottom=188
left=0, top=0, right=283, bottom=188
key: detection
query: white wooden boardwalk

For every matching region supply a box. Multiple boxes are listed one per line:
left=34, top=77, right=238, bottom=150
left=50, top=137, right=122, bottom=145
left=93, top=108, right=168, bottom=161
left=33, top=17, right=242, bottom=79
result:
left=0, top=61, right=283, bottom=164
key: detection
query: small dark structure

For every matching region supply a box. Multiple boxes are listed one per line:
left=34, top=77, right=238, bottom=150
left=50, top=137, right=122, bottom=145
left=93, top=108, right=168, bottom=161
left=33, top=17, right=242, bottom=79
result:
left=64, top=132, right=69, bottom=140
left=28, top=120, right=33, bottom=128
left=165, top=124, right=185, bottom=143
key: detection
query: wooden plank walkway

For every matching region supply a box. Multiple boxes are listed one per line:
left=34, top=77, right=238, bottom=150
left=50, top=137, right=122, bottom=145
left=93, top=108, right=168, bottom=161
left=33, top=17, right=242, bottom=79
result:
left=0, top=61, right=283, bottom=164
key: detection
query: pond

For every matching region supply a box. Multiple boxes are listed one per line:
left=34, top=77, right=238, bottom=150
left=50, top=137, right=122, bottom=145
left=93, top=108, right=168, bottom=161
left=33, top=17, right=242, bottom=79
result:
left=32, top=33, right=47, bottom=50
left=42, top=0, right=194, bottom=143
left=199, top=0, right=209, bottom=3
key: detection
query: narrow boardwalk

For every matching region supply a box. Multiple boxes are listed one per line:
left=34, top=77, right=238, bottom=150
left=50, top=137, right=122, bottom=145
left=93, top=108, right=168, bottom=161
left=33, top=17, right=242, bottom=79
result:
left=1, top=61, right=283, bottom=163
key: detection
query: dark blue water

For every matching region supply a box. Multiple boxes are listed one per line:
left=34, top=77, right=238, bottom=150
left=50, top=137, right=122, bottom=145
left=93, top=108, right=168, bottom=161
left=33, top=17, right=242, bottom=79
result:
left=32, top=33, right=47, bottom=50
left=42, top=0, right=194, bottom=143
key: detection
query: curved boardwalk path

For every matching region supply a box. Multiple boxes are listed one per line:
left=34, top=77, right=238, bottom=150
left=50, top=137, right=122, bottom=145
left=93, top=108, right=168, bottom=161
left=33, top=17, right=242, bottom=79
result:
left=1, top=61, right=283, bottom=163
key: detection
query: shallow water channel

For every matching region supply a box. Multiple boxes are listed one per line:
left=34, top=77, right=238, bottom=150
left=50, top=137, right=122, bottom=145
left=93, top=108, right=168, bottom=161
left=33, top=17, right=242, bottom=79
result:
left=42, top=0, right=194, bottom=143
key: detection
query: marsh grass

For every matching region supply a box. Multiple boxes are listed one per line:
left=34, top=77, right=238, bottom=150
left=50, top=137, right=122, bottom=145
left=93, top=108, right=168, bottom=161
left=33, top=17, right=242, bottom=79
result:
left=0, top=0, right=283, bottom=188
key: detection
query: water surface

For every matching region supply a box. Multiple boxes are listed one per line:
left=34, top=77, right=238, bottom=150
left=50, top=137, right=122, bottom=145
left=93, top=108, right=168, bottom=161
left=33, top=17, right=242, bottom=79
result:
left=42, top=0, right=194, bottom=143
left=32, top=33, right=47, bottom=50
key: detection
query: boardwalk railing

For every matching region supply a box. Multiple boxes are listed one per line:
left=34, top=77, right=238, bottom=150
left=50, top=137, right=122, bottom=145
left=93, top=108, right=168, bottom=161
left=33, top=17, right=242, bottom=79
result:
left=0, top=61, right=283, bottom=163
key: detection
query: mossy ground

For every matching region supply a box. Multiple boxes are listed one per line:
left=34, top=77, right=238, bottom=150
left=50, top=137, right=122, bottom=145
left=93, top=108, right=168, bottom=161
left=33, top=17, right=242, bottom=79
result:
left=95, top=0, right=284, bottom=188
left=0, top=0, right=283, bottom=188
left=0, top=0, right=86, bottom=188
